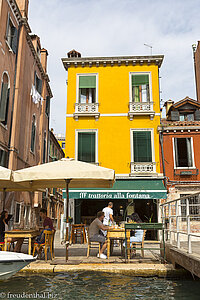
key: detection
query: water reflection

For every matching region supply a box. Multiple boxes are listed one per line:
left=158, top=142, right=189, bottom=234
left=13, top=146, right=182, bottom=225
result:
left=0, top=272, right=199, bottom=300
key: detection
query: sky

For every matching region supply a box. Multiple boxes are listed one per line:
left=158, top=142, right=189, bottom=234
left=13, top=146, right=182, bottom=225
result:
left=29, top=0, right=199, bottom=135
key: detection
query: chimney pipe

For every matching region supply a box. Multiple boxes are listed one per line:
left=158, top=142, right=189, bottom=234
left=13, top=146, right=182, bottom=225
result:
left=41, top=48, right=48, bottom=73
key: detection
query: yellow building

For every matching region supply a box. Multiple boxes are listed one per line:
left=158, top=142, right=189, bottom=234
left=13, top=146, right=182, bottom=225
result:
left=62, top=50, right=166, bottom=237
left=55, top=134, right=66, bottom=156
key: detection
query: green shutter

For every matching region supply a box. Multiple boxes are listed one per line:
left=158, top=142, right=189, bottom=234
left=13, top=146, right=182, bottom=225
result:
left=0, top=83, right=8, bottom=122
left=78, top=132, right=95, bottom=162
left=132, top=74, right=149, bottom=86
left=11, top=27, right=18, bottom=54
left=133, top=131, right=152, bottom=162
left=79, top=76, right=96, bottom=88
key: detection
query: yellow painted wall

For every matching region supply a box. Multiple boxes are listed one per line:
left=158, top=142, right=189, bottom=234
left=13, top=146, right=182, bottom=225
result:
left=65, top=63, right=161, bottom=175
left=57, top=139, right=66, bottom=156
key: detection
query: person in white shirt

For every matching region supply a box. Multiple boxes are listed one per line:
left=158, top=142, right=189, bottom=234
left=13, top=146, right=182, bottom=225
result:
left=102, top=202, right=114, bottom=226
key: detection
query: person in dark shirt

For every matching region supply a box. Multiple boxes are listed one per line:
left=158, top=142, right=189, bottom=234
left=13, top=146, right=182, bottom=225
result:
left=0, top=210, right=12, bottom=242
left=34, top=209, right=55, bottom=249
left=40, top=209, right=54, bottom=231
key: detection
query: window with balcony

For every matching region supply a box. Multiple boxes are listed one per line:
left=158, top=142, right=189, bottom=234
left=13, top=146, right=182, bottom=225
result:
left=75, top=75, right=99, bottom=118
left=77, top=131, right=97, bottom=163
left=131, top=130, right=156, bottom=173
left=79, top=76, right=96, bottom=104
left=174, top=138, right=194, bottom=168
left=132, top=74, right=150, bottom=103
left=129, top=73, right=154, bottom=119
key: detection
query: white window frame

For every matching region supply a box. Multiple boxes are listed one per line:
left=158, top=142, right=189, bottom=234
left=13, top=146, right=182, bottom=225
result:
left=173, top=137, right=195, bottom=169
left=75, top=129, right=98, bottom=163
left=14, top=202, right=21, bottom=224
left=24, top=205, right=31, bottom=226
left=76, top=73, right=98, bottom=104
left=130, top=128, right=155, bottom=163
left=5, top=13, right=15, bottom=51
left=129, top=72, right=152, bottom=103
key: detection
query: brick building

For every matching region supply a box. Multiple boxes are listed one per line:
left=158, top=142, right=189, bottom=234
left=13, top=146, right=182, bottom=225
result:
left=159, top=97, right=200, bottom=220
left=0, top=0, right=53, bottom=228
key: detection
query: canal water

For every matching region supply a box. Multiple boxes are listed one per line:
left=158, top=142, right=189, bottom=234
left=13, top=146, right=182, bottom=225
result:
left=0, top=272, right=199, bottom=300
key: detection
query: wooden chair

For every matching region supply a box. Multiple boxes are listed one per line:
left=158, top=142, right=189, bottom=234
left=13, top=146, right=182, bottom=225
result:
left=0, top=242, right=4, bottom=251
left=131, top=230, right=147, bottom=258
left=33, top=230, right=54, bottom=261
left=70, top=224, right=87, bottom=244
left=87, top=240, right=101, bottom=258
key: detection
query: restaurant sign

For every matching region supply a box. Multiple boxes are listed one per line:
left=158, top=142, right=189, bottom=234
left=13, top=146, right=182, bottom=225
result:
left=67, top=190, right=166, bottom=200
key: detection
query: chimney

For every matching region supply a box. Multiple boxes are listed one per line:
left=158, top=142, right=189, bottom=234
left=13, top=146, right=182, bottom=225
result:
left=164, top=99, right=174, bottom=115
left=16, top=0, right=29, bottom=19
left=67, top=49, right=81, bottom=58
left=41, top=48, right=48, bottom=73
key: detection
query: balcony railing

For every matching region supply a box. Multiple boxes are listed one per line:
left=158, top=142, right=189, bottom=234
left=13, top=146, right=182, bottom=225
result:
left=130, top=162, right=157, bottom=174
left=128, top=102, right=154, bottom=120
left=74, top=103, right=100, bottom=119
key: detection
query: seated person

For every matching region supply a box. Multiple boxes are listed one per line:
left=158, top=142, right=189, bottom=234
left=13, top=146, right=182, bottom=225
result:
left=34, top=209, right=55, bottom=249
left=89, top=211, right=110, bottom=259
left=123, top=213, right=144, bottom=248
left=0, top=210, right=23, bottom=252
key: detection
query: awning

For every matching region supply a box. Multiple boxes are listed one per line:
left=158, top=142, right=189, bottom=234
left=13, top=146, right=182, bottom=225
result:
left=63, top=179, right=167, bottom=200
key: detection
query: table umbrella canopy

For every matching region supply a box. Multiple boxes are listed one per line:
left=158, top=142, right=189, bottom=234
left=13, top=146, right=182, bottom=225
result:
left=0, top=166, right=38, bottom=191
left=13, top=158, right=115, bottom=189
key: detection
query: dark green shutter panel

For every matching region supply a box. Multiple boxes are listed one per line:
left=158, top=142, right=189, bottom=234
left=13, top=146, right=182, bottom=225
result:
left=11, top=27, right=18, bottom=54
left=133, top=131, right=152, bottom=162
left=45, top=96, right=50, bottom=116
left=34, top=71, right=37, bottom=86
left=171, top=111, right=179, bottom=121
left=38, top=78, right=42, bottom=95
left=0, top=83, right=8, bottom=122
left=79, top=76, right=96, bottom=88
left=194, top=110, right=200, bottom=121
left=78, top=132, right=95, bottom=162
left=132, top=75, right=149, bottom=86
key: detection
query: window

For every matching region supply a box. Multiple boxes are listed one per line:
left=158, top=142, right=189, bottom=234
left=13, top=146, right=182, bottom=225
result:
left=174, top=138, right=194, bottom=168
left=179, top=113, right=194, bottom=121
left=6, top=14, right=18, bottom=53
left=45, top=96, right=50, bottom=117
left=15, top=203, right=21, bottom=224
left=77, top=131, right=96, bottom=163
left=30, top=115, right=36, bottom=153
left=0, top=149, right=8, bottom=167
left=34, top=71, right=42, bottom=95
left=24, top=206, right=31, bottom=226
left=131, top=74, right=150, bottom=103
left=0, top=73, right=10, bottom=125
left=61, top=142, right=65, bottom=149
left=43, top=131, right=46, bottom=163
left=132, top=131, right=152, bottom=162
left=78, top=75, right=96, bottom=104
left=180, top=194, right=200, bottom=221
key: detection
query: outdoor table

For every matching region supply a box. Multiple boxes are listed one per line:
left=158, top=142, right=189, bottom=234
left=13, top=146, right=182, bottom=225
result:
left=124, top=223, right=165, bottom=261
left=4, top=229, right=40, bottom=255
left=107, top=228, right=131, bottom=260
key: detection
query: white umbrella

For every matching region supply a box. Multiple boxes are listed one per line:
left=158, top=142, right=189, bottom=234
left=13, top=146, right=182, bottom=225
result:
left=0, top=166, right=40, bottom=210
left=13, top=158, right=115, bottom=260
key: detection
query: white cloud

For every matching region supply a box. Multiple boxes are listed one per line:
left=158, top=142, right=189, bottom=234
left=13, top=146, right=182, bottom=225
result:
left=28, top=0, right=200, bottom=134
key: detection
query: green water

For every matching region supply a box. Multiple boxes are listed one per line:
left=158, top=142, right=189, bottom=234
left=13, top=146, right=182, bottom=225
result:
left=0, top=272, right=199, bottom=300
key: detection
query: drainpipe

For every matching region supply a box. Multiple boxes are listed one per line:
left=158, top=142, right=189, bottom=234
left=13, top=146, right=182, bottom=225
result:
left=159, top=130, right=167, bottom=188
left=8, top=21, right=23, bottom=165
left=192, top=44, right=198, bottom=101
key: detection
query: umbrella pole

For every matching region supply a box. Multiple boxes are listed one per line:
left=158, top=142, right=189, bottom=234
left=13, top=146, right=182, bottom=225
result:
left=2, top=188, right=6, bottom=210
left=65, top=179, right=71, bottom=261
